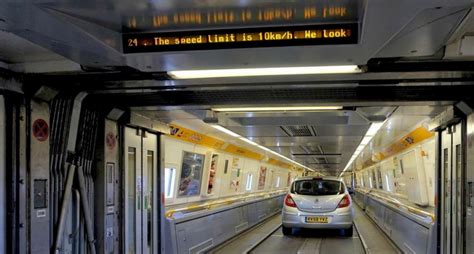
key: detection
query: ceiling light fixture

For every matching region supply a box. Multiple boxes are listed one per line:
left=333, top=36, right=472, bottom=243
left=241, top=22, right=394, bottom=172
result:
left=209, top=124, right=241, bottom=137
left=339, top=121, right=386, bottom=178
left=168, top=65, right=361, bottom=79
left=210, top=124, right=316, bottom=172
left=211, top=106, right=343, bottom=112
left=239, top=137, right=260, bottom=147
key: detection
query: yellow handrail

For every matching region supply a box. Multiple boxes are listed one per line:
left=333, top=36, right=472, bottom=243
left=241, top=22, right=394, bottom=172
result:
left=165, top=189, right=288, bottom=218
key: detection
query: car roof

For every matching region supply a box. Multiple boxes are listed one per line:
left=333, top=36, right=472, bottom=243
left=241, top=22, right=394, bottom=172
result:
left=293, top=176, right=342, bottom=182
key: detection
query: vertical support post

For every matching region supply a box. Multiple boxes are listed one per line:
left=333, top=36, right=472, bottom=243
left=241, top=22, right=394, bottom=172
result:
left=77, top=166, right=97, bottom=254
left=18, top=103, right=27, bottom=254
left=0, top=95, right=6, bottom=254
left=96, top=119, right=120, bottom=254
left=73, top=190, right=81, bottom=254
left=465, top=113, right=474, bottom=254
left=29, top=99, right=50, bottom=254
left=53, top=163, right=76, bottom=253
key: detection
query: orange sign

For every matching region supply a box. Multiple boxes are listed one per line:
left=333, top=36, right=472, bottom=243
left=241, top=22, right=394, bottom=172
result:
left=168, top=124, right=298, bottom=169
left=223, top=144, right=264, bottom=161
left=361, top=126, right=434, bottom=168
left=169, top=124, right=225, bottom=149
left=383, top=126, right=434, bottom=158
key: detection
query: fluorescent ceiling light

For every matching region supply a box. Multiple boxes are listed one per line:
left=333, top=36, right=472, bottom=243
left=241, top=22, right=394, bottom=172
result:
left=339, top=121, right=386, bottom=177
left=258, top=145, right=272, bottom=152
left=210, top=124, right=241, bottom=138
left=210, top=124, right=316, bottom=172
left=212, top=106, right=343, bottom=112
left=239, top=137, right=260, bottom=147
left=360, top=136, right=373, bottom=145
left=168, top=65, right=361, bottom=79
left=366, top=122, right=385, bottom=136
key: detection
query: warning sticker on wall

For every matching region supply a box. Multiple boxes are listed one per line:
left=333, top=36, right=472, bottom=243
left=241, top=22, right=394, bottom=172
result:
left=106, top=132, right=116, bottom=150
left=32, top=119, right=49, bottom=142
left=36, top=209, right=46, bottom=218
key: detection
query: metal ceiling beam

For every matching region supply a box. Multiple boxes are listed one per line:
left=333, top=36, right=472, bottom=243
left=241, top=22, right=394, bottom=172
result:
left=33, top=70, right=474, bottom=90
left=87, top=84, right=470, bottom=108
left=292, top=153, right=342, bottom=158
left=307, top=163, right=341, bottom=165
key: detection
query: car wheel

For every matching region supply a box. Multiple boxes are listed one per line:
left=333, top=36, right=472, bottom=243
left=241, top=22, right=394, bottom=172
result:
left=282, top=226, right=292, bottom=235
left=344, top=226, right=353, bottom=237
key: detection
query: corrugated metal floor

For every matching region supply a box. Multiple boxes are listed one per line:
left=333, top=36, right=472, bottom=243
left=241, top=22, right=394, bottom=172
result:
left=212, top=202, right=400, bottom=254
left=211, top=215, right=283, bottom=254
left=250, top=223, right=364, bottom=254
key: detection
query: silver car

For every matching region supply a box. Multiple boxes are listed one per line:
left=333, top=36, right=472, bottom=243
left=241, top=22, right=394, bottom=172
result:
left=282, top=176, right=354, bottom=236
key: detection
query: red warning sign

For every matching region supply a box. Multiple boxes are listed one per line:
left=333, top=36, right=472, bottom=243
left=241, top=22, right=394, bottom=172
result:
left=32, top=119, right=49, bottom=142
left=106, top=132, right=116, bottom=150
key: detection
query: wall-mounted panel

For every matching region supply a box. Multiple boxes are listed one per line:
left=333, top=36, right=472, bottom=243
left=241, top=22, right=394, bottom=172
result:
left=29, top=100, right=50, bottom=254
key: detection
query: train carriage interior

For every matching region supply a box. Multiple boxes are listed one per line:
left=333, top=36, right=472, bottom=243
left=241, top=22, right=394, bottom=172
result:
left=1, top=0, right=474, bottom=253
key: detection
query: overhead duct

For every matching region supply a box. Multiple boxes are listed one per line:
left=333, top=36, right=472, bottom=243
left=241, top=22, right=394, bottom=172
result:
left=281, top=126, right=315, bottom=137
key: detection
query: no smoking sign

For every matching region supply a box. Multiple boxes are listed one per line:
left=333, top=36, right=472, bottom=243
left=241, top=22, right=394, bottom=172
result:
left=106, top=132, right=116, bottom=150
left=32, top=119, right=49, bottom=142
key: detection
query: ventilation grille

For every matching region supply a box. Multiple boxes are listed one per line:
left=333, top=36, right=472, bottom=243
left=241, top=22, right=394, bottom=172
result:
left=281, top=126, right=314, bottom=137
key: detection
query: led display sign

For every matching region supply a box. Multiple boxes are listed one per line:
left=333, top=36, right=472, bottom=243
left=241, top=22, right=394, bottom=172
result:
left=124, top=4, right=359, bottom=30
left=123, top=23, right=358, bottom=53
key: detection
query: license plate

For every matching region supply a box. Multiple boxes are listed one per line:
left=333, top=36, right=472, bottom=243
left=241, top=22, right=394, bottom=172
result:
left=306, top=216, right=329, bottom=223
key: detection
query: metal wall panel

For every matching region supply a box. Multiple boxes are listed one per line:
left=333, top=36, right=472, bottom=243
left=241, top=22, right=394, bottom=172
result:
left=353, top=191, right=366, bottom=210
left=246, top=202, right=259, bottom=226
left=357, top=191, right=433, bottom=254
left=29, top=100, right=50, bottom=254
left=165, top=194, right=284, bottom=254
left=365, top=198, right=386, bottom=226
left=384, top=207, right=430, bottom=254
left=466, top=113, right=474, bottom=254
left=0, top=95, right=5, bottom=254
left=95, top=119, right=120, bottom=254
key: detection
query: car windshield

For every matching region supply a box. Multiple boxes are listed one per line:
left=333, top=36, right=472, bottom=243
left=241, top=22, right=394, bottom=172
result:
left=292, top=179, right=344, bottom=196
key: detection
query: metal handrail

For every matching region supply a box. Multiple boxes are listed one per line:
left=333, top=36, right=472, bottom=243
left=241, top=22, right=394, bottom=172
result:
left=364, top=191, right=435, bottom=222
left=165, top=189, right=288, bottom=218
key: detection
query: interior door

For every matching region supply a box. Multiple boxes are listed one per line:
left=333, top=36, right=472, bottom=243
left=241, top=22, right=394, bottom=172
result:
left=440, top=122, right=464, bottom=254
left=466, top=114, right=474, bottom=254
left=124, top=127, right=158, bottom=254
left=452, top=123, right=463, bottom=254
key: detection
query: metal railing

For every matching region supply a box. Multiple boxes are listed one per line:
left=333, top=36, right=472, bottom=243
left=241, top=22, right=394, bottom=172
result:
left=165, top=189, right=288, bottom=218
left=356, top=188, right=435, bottom=222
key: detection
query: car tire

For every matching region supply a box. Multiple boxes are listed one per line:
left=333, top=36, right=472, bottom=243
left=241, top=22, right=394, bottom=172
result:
left=282, top=226, right=292, bottom=236
left=344, top=226, right=353, bottom=237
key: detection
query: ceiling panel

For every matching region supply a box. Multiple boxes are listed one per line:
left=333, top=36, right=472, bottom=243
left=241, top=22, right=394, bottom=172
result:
left=227, top=126, right=289, bottom=137
left=350, top=105, right=449, bottom=173
left=312, top=125, right=369, bottom=136
left=0, top=30, right=65, bottom=63
left=2, top=0, right=472, bottom=73
left=302, top=144, right=349, bottom=154
left=232, top=115, right=350, bottom=126
left=136, top=96, right=451, bottom=176
left=281, top=126, right=313, bottom=137
left=249, top=136, right=363, bottom=145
